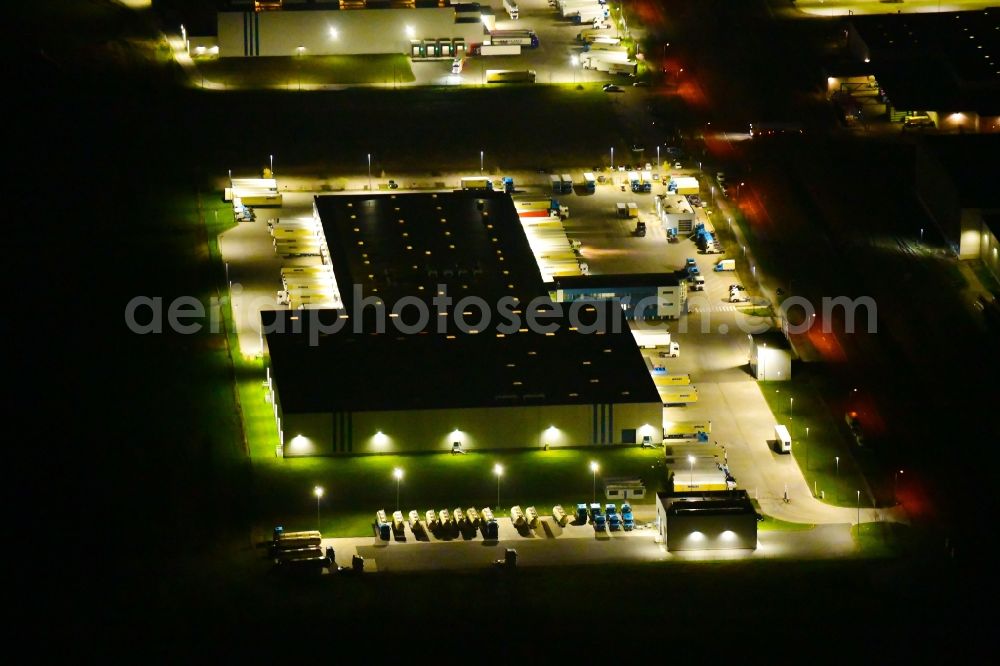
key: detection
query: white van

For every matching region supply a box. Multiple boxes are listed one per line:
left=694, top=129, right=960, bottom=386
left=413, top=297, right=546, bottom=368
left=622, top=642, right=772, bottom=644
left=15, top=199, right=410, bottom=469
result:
left=774, top=424, right=792, bottom=454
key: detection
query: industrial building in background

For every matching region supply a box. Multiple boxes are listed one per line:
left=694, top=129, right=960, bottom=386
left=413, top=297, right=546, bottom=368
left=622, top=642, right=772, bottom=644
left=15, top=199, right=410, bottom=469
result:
left=187, top=0, right=495, bottom=58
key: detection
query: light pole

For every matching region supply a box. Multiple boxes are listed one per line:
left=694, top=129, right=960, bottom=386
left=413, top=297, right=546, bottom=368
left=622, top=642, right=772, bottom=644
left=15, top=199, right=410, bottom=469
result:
left=590, top=460, right=599, bottom=503
left=687, top=455, right=695, bottom=490
left=610, top=146, right=614, bottom=172
left=894, top=469, right=903, bottom=505
left=919, top=228, right=924, bottom=243
left=835, top=456, right=840, bottom=478
left=367, top=153, right=372, bottom=191
left=857, top=489, right=861, bottom=527
left=571, top=55, right=578, bottom=84
left=656, top=145, right=660, bottom=170
left=393, top=467, right=403, bottom=511
left=494, top=463, right=503, bottom=510
left=790, top=397, right=794, bottom=423
left=269, top=153, right=273, bottom=175
left=480, top=150, right=484, bottom=174
left=314, top=485, right=324, bottom=530
left=737, top=181, right=744, bottom=199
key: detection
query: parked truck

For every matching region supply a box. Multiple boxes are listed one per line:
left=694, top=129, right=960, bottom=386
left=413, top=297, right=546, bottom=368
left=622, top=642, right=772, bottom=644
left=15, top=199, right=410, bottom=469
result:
left=589, top=502, right=607, bottom=531
left=606, top=503, right=621, bottom=531
left=621, top=503, right=635, bottom=530
left=460, top=176, right=493, bottom=190
left=560, top=173, right=574, bottom=193
left=714, top=259, right=736, bottom=271
left=583, top=172, right=596, bottom=193
left=489, top=29, right=538, bottom=48
left=572, top=6, right=611, bottom=24
left=663, top=420, right=711, bottom=439
left=480, top=44, right=522, bottom=56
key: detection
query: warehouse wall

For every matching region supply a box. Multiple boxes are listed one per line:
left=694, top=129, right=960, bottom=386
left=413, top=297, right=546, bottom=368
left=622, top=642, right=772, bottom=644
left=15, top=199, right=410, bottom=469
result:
left=218, top=8, right=486, bottom=57
left=281, top=400, right=662, bottom=455
left=664, top=512, right=757, bottom=551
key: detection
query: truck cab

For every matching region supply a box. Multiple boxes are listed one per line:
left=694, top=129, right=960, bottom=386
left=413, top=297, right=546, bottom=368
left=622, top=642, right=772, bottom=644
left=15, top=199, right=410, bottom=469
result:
left=621, top=503, right=635, bottom=531
left=589, top=502, right=606, bottom=530
left=634, top=221, right=646, bottom=237
left=605, top=503, right=621, bottom=531
left=576, top=503, right=589, bottom=523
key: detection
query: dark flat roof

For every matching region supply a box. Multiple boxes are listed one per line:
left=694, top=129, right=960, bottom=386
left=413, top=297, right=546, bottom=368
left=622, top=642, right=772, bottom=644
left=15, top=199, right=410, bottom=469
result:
left=921, top=135, right=1000, bottom=208
left=548, top=272, right=685, bottom=290
left=264, top=305, right=661, bottom=412
left=657, top=490, right=755, bottom=516
left=852, top=10, right=1000, bottom=114
left=315, top=192, right=545, bottom=312
left=752, top=330, right=791, bottom=351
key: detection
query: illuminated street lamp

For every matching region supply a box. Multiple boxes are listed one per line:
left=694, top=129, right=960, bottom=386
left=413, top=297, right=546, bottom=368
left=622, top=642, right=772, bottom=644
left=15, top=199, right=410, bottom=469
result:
left=494, top=463, right=503, bottom=509
left=480, top=150, right=484, bottom=174
left=656, top=145, right=660, bottom=170
left=894, top=469, right=904, bottom=505
left=590, top=460, right=599, bottom=503
left=688, top=455, right=695, bottom=490
left=393, top=467, right=403, bottom=511
left=367, top=153, right=372, bottom=191
left=835, top=456, right=840, bottom=478
left=314, top=485, right=324, bottom=530
left=571, top=55, right=579, bottom=84
left=269, top=153, right=273, bottom=175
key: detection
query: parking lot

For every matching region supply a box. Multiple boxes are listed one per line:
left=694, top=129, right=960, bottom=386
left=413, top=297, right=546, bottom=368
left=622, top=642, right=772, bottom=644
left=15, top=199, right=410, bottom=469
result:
left=407, top=0, right=640, bottom=86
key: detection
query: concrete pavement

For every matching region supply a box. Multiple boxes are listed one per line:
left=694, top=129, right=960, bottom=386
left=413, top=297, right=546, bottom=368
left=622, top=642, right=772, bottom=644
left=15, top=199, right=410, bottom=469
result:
left=316, top=517, right=861, bottom=572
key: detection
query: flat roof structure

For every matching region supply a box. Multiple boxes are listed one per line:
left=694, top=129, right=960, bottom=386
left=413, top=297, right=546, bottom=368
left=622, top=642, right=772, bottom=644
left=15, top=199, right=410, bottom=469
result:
left=263, top=306, right=660, bottom=413
left=315, top=191, right=546, bottom=313
left=851, top=10, right=1000, bottom=114
left=657, top=490, right=756, bottom=517
left=548, top=272, right=685, bottom=290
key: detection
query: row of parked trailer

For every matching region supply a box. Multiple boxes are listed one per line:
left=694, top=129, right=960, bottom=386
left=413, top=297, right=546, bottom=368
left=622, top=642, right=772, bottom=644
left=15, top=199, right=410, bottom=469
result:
left=268, top=215, right=329, bottom=260
left=376, top=507, right=501, bottom=540
left=548, top=172, right=597, bottom=194
left=515, top=199, right=589, bottom=280
left=271, top=528, right=326, bottom=568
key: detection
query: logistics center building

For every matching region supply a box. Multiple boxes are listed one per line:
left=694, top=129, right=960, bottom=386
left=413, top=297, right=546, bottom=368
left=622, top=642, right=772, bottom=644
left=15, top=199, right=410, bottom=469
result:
left=200, top=1, right=490, bottom=57
left=263, top=191, right=662, bottom=457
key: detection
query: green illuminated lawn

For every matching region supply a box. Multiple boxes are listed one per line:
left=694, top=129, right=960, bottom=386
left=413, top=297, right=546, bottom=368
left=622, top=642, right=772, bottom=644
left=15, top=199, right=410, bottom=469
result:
left=252, top=447, right=668, bottom=539
left=193, top=54, right=416, bottom=87
left=759, top=380, right=887, bottom=508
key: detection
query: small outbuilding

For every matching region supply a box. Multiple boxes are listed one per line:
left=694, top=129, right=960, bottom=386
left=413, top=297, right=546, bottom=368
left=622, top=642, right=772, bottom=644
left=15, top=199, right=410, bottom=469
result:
left=656, top=490, right=758, bottom=551
left=748, top=331, right=792, bottom=381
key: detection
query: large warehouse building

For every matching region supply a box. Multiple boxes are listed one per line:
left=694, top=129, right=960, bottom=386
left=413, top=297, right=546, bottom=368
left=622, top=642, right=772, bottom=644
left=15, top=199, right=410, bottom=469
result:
left=205, top=1, right=490, bottom=57
left=263, top=191, right=662, bottom=457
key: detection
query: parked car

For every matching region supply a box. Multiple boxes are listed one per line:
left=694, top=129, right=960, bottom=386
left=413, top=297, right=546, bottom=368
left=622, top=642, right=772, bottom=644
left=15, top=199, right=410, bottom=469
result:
left=632, top=80, right=650, bottom=87
left=687, top=194, right=702, bottom=207
left=730, top=284, right=746, bottom=292
left=603, top=84, right=624, bottom=93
